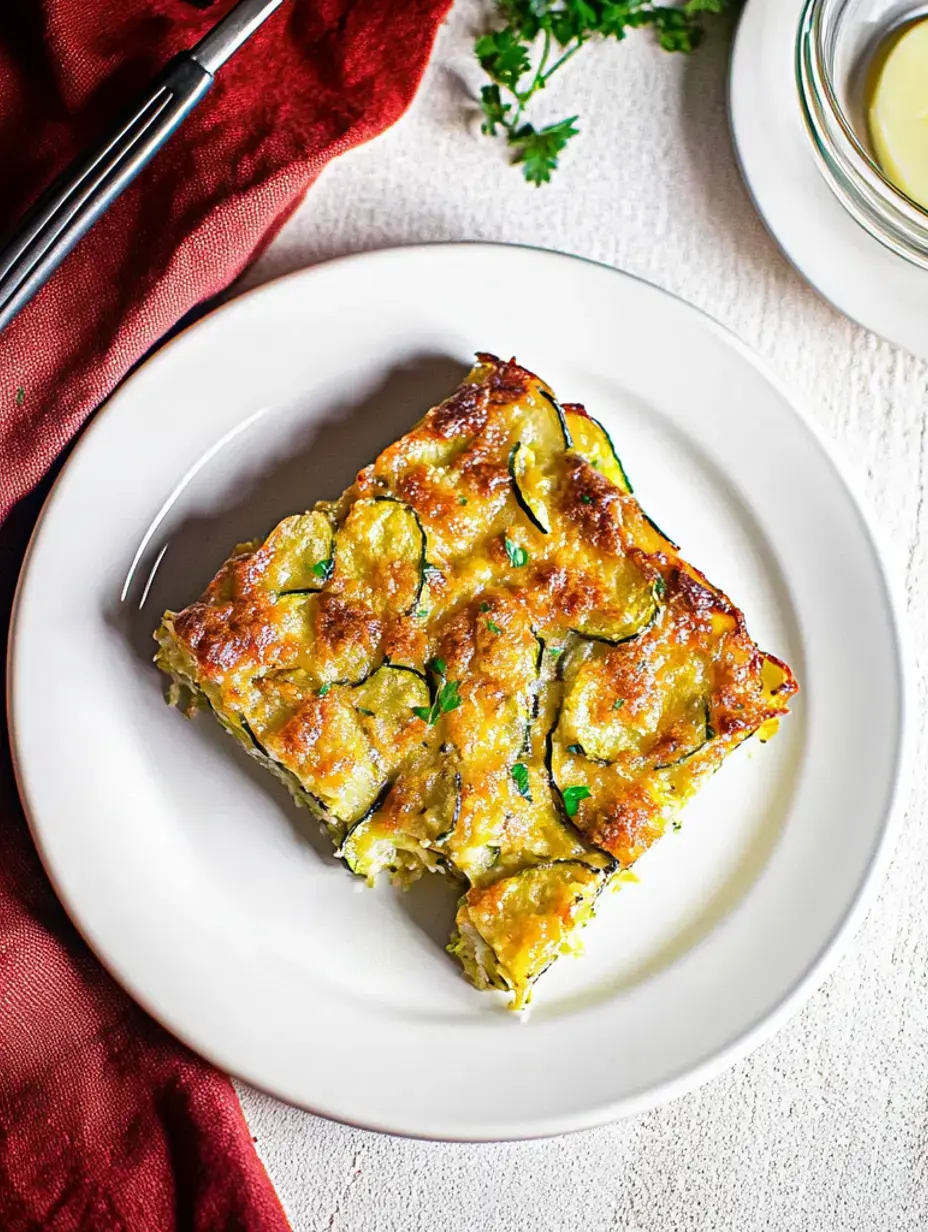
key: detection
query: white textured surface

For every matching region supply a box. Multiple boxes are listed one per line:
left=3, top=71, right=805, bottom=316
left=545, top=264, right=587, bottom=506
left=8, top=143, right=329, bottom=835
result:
left=233, top=4, right=928, bottom=1228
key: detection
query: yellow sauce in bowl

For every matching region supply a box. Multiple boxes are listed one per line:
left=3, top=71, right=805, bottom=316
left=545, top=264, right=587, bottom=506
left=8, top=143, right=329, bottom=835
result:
left=867, top=17, right=928, bottom=210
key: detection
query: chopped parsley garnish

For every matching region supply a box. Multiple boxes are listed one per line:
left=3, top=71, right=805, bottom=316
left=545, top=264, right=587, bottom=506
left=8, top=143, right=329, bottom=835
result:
left=414, top=666, right=462, bottom=725
left=487, top=619, right=502, bottom=634
left=548, top=646, right=563, bottom=658
left=458, top=495, right=469, bottom=506
left=311, top=557, right=333, bottom=580
left=580, top=494, right=592, bottom=504
left=654, top=576, right=667, bottom=600
left=357, top=707, right=375, bottom=717
left=504, top=537, right=529, bottom=568
left=416, top=607, right=429, bottom=619
left=318, top=684, right=330, bottom=697
left=561, top=785, right=591, bottom=817
left=510, top=762, right=532, bottom=800
left=479, top=601, right=491, bottom=612
left=612, top=698, right=625, bottom=710
left=15, top=386, right=25, bottom=407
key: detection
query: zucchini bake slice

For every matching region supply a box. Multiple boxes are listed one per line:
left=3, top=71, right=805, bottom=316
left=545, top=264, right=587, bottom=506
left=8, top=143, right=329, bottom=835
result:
left=155, top=354, right=797, bottom=1009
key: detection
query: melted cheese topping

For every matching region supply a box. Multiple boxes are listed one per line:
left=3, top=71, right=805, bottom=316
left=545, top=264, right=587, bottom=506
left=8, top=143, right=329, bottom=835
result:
left=156, top=354, right=797, bottom=1006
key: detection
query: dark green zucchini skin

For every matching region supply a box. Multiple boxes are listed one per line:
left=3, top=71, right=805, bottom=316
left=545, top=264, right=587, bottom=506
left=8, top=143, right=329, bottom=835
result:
left=642, top=510, right=679, bottom=551
left=539, top=389, right=574, bottom=448
left=578, top=411, right=633, bottom=494
left=367, top=660, right=428, bottom=685
left=508, top=442, right=551, bottom=534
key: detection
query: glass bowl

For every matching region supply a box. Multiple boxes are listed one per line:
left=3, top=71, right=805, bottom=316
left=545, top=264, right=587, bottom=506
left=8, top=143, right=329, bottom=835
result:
left=797, top=0, right=928, bottom=269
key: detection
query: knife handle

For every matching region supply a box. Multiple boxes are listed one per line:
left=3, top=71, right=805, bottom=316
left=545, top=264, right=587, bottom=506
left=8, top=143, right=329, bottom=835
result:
left=0, top=53, right=213, bottom=335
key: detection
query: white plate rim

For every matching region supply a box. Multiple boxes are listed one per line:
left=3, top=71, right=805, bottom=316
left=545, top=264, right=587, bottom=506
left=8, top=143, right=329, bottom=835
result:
left=6, top=241, right=914, bottom=1140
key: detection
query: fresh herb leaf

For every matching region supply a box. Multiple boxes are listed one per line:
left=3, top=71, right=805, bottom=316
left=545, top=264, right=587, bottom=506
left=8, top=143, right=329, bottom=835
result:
left=458, top=495, right=469, bottom=506
left=318, top=684, right=330, bottom=697
left=416, top=607, right=429, bottom=619
left=487, top=619, right=502, bottom=634
left=480, top=601, right=491, bottom=612
left=312, top=557, right=333, bottom=580
left=475, top=27, right=532, bottom=90
left=15, top=386, right=25, bottom=407
left=654, top=576, right=667, bottom=600
left=509, top=116, right=579, bottom=186
left=504, top=537, right=529, bottom=567
left=438, top=678, right=462, bottom=715
left=474, top=0, right=732, bottom=183
left=414, top=673, right=462, bottom=725
left=430, top=657, right=447, bottom=678
left=580, top=493, right=592, bottom=504
left=561, top=784, right=591, bottom=817
left=357, top=707, right=375, bottom=717
left=549, top=646, right=563, bottom=658
left=511, top=762, right=532, bottom=799
left=612, top=697, right=625, bottom=710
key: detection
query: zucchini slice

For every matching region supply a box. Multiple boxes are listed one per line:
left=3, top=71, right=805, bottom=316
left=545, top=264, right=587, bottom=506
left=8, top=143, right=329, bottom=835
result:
left=553, top=640, right=714, bottom=772
left=331, top=496, right=426, bottom=616
left=255, top=661, right=430, bottom=833
left=262, top=509, right=336, bottom=594
left=538, top=389, right=573, bottom=448
left=339, top=763, right=462, bottom=882
left=351, top=661, right=430, bottom=758
left=653, top=702, right=714, bottom=770
left=571, top=571, right=661, bottom=645
left=509, top=442, right=552, bottom=534
left=508, top=389, right=575, bottom=534
left=223, top=710, right=335, bottom=828
left=553, top=655, right=637, bottom=766
left=565, top=409, right=632, bottom=494
left=449, top=860, right=609, bottom=1007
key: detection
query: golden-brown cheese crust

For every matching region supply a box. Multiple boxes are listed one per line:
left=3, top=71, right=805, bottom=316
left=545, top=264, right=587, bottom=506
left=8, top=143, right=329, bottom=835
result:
left=156, top=352, right=798, bottom=995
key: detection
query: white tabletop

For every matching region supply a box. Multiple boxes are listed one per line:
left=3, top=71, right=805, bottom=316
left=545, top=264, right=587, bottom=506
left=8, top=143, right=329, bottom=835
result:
left=234, top=4, right=928, bottom=1228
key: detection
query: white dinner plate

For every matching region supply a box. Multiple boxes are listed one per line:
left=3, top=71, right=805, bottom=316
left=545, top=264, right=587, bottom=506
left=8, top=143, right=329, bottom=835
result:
left=8, top=244, right=908, bottom=1140
left=730, top=0, right=928, bottom=362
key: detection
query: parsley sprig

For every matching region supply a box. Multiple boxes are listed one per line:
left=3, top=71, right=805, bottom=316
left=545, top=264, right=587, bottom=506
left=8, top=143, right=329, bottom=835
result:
left=476, top=0, right=732, bottom=184
left=413, top=658, right=463, bottom=726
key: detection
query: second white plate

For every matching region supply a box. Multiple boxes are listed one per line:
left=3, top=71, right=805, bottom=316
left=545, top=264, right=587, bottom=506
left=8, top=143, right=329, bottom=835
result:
left=730, top=0, right=928, bottom=361
left=9, top=244, right=907, bottom=1139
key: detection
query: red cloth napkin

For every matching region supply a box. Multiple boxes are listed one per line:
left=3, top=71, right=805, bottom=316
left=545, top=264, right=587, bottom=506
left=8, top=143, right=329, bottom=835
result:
left=0, top=1, right=450, bottom=1227
left=0, top=0, right=451, bottom=519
